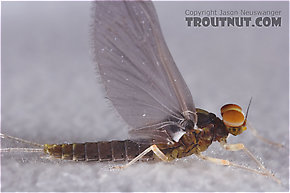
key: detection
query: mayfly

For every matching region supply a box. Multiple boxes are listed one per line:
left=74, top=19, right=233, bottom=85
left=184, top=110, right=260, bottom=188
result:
left=1, top=1, right=283, bottom=184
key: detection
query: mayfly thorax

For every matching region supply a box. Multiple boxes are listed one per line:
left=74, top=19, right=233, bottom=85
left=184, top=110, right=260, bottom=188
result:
left=1, top=1, right=284, bottom=184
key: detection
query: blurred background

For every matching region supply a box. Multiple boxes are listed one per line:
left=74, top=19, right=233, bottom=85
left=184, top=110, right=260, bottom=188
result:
left=1, top=1, right=289, bottom=191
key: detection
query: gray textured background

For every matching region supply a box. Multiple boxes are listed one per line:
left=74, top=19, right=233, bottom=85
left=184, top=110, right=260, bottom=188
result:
left=1, top=1, right=289, bottom=192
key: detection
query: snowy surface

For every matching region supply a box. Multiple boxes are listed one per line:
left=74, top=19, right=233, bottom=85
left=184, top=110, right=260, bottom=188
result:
left=1, top=1, right=289, bottom=192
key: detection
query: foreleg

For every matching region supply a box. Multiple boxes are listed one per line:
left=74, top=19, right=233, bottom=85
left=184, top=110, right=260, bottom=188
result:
left=197, top=153, right=280, bottom=184
left=219, top=141, right=280, bottom=184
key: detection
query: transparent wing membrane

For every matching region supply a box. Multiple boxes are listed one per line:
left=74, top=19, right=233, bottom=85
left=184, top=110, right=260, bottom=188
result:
left=92, top=1, right=196, bottom=143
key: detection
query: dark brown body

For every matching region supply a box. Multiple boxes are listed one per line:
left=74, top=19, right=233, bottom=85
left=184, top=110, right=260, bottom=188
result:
left=159, top=108, right=229, bottom=160
left=44, top=108, right=229, bottom=162
left=44, top=140, right=153, bottom=162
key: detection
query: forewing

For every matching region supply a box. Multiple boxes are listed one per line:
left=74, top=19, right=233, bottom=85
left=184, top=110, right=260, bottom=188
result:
left=92, top=1, right=195, bottom=144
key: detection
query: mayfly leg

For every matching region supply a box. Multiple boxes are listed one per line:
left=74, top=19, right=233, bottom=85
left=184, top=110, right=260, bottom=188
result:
left=113, top=145, right=168, bottom=169
left=0, top=133, right=44, bottom=153
left=196, top=153, right=281, bottom=184
left=221, top=142, right=266, bottom=169
left=219, top=141, right=281, bottom=184
left=247, top=123, right=285, bottom=148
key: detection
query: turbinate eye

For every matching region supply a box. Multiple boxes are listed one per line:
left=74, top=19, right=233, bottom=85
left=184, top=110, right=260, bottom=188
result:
left=221, top=104, right=245, bottom=127
left=221, top=104, right=242, bottom=114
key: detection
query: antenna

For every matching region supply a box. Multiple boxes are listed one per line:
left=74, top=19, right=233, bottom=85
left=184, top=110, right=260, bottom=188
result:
left=245, top=97, right=253, bottom=120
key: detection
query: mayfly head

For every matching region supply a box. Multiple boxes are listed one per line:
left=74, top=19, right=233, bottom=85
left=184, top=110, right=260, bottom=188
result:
left=220, top=103, right=247, bottom=136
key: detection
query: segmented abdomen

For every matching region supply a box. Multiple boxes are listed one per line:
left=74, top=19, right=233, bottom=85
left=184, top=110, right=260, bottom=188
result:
left=44, top=140, right=153, bottom=162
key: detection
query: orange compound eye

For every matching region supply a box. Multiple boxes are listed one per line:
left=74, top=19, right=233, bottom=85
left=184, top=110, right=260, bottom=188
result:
left=221, top=104, right=242, bottom=115
left=222, top=110, right=245, bottom=127
left=221, top=104, right=245, bottom=127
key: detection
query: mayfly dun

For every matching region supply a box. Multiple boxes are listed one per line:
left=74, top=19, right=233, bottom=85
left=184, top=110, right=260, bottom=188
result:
left=1, top=1, right=284, bottom=184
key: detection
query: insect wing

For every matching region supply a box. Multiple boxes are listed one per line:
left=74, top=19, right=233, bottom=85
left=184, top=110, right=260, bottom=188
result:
left=92, top=1, right=195, bottom=144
